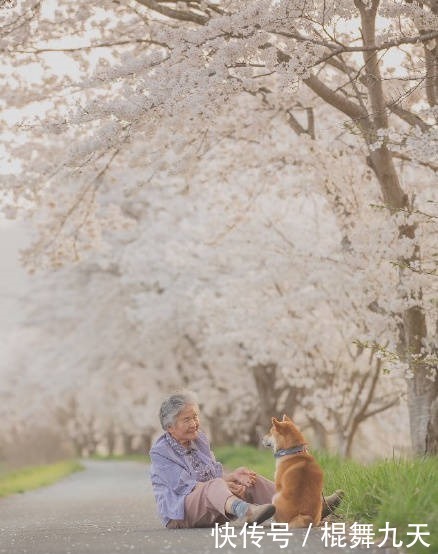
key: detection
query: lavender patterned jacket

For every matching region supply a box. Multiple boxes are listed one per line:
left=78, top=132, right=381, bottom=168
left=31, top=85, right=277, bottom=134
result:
left=149, top=430, right=223, bottom=526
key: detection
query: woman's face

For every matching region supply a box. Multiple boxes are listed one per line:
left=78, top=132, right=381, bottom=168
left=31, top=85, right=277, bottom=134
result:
left=168, top=403, right=200, bottom=445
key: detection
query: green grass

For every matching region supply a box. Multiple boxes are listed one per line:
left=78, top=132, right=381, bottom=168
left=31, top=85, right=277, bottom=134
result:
left=214, top=445, right=437, bottom=553
left=214, top=445, right=275, bottom=480
left=0, top=460, right=83, bottom=498
left=323, top=454, right=437, bottom=554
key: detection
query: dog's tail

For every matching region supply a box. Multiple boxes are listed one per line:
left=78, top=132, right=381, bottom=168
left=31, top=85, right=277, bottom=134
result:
left=289, top=514, right=314, bottom=529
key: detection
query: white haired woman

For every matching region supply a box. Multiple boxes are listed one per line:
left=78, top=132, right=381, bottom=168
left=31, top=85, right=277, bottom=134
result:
left=149, top=392, right=276, bottom=528
left=149, top=392, right=342, bottom=529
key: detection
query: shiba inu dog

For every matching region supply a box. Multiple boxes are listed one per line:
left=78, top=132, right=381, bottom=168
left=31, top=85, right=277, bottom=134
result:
left=263, top=415, right=323, bottom=528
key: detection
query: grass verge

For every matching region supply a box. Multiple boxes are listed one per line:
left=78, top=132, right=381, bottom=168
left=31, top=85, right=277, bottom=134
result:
left=214, top=445, right=437, bottom=553
left=0, top=460, right=83, bottom=498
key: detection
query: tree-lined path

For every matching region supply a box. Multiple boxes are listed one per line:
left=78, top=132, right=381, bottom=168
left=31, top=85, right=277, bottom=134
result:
left=0, top=460, right=399, bottom=554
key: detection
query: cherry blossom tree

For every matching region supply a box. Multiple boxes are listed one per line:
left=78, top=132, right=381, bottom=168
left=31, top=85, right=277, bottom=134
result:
left=1, top=1, right=437, bottom=455
left=0, top=123, right=411, bottom=458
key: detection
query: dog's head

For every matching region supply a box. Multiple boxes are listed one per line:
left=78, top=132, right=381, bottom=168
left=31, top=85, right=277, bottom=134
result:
left=262, top=414, right=306, bottom=451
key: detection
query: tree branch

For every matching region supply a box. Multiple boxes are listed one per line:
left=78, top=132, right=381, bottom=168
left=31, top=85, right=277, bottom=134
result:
left=327, top=55, right=431, bottom=132
left=311, top=30, right=438, bottom=67
left=391, top=151, right=438, bottom=173
left=133, top=0, right=209, bottom=25
left=363, top=397, right=400, bottom=419
left=304, top=73, right=368, bottom=123
left=13, top=38, right=169, bottom=54
left=388, top=103, right=431, bottom=132
left=270, top=27, right=438, bottom=67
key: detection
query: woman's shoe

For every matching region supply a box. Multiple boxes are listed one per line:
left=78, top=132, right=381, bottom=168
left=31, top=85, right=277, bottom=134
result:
left=245, top=503, right=276, bottom=525
left=322, top=490, right=345, bottom=518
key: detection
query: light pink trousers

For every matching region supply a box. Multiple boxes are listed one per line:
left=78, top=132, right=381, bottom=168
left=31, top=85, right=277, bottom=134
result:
left=166, top=475, right=276, bottom=529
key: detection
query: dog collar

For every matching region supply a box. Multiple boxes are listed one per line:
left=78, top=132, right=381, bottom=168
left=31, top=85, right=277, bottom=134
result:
left=274, top=444, right=307, bottom=458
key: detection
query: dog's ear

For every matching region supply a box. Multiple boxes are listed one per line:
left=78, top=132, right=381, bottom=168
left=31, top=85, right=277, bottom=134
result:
left=271, top=417, right=281, bottom=426
left=282, top=414, right=291, bottom=422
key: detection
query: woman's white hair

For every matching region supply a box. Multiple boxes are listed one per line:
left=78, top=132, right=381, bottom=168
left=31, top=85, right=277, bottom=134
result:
left=159, top=391, right=199, bottom=430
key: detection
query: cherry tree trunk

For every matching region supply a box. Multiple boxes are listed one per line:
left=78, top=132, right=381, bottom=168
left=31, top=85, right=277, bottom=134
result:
left=355, top=1, right=437, bottom=455
left=404, top=307, right=438, bottom=455
left=370, top=148, right=437, bottom=455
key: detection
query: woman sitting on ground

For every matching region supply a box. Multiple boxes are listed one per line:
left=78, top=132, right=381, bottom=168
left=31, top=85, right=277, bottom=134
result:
left=149, top=392, right=342, bottom=529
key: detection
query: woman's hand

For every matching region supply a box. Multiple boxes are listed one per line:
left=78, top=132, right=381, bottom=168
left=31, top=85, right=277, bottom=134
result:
left=227, top=481, right=247, bottom=499
left=226, top=466, right=257, bottom=487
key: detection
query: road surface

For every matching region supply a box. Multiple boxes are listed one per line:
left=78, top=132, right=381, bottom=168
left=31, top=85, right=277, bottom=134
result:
left=0, top=460, right=400, bottom=554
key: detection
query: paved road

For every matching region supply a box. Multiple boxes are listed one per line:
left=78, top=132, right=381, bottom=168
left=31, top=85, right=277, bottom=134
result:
left=0, top=460, right=400, bottom=554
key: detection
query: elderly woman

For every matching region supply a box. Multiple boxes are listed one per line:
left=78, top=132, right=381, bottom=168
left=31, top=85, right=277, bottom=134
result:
left=149, top=392, right=276, bottom=528
left=150, top=392, right=342, bottom=529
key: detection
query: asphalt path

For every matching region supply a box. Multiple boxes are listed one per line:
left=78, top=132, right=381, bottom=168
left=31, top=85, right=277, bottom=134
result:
left=0, top=460, right=401, bottom=554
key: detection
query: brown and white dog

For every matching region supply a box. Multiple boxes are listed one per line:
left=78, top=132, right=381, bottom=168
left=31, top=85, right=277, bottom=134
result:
left=263, top=415, right=323, bottom=528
